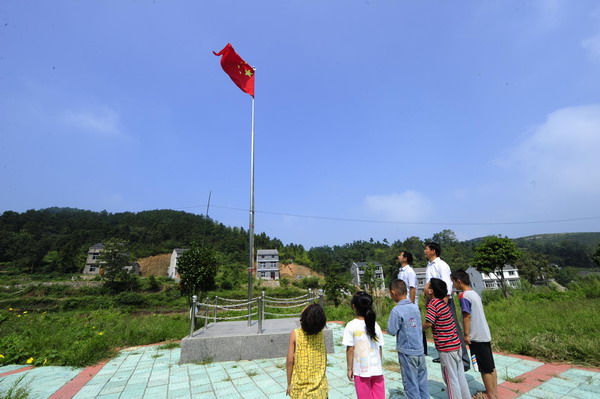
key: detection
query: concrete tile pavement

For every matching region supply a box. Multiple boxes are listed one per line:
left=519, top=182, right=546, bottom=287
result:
left=1, top=322, right=599, bottom=398
left=0, top=366, right=81, bottom=399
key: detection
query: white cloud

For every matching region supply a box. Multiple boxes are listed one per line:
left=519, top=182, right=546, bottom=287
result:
left=507, top=104, right=600, bottom=195
left=582, top=34, right=600, bottom=60
left=364, top=191, right=433, bottom=222
left=63, top=106, right=126, bottom=138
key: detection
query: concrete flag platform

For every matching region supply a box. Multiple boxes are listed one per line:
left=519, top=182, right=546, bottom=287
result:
left=180, top=318, right=335, bottom=363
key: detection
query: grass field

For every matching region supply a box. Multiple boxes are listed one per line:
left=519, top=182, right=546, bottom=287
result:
left=1, top=276, right=599, bottom=368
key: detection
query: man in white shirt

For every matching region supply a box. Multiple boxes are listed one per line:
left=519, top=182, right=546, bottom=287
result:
left=396, top=251, right=417, bottom=305
left=423, top=242, right=471, bottom=371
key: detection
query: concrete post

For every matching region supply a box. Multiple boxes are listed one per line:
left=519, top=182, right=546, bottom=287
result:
left=189, top=295, right=197, bottom=337
left=318, top=289, right=324, bottom=308
left=205, top=297, right=210, bottom=330
left=213, top=296, right=217, bottom=325
left=257, top=296, right=263, bottom=334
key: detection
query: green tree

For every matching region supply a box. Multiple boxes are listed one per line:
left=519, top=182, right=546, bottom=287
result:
left=323, top=271, right=353, bottom=308
left=514, top=250, right=554, bottom=284
left=555, top=266, right=576, bottom=287
left=298, top=276, right=321, bottom=289
left=177, top=244, right=219, bottom=303
left=592, top=242, right=600, bottom=267
left=429, top=229, right=458, bottom=246
left=99, top=239, right=137, bottom=292
left=42, top=250, right=61, bottom=272
left=472, top=236, right=523, bottom=298
left=360, top=262, right=383, bottom=294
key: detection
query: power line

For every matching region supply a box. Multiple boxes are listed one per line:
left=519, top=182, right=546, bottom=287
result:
left=176, top=203, right=600, bottom=227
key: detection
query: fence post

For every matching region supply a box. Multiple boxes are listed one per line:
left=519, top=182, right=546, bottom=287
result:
left=262, top=291, right=266, bottom=326
left=213, top=296, right=217, bottom=325
left=189, top=295, right=197, bottom=337
left=318, top=289, right=324, bottom=308
left=204, top=297, right=210, bottom=330
left=257, top=296, right=263, bottom=334
left=308, top=288, right=312, bottom=301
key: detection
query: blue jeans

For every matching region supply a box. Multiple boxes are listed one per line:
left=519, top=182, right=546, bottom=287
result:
left=398, top=352, right=429, bottom=399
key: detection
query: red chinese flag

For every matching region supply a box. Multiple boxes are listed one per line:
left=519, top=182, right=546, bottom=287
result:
left=213, top=43, right=255, bottom=97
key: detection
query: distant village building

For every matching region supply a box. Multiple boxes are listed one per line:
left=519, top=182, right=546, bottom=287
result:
left=411, top=265, right=519, bottom=296
left=168, top=248, right=187, bottom=282
left=468, top=265, right=520, bottom=291
left=414, top=267, right=427, bottom=291
left=83, top=243, right=104, bottom=274
left=82, top=243, right=140, bottom=276
left=351, top=262, right=386, bottom=290
left=256, top=249, right=280, bottom=280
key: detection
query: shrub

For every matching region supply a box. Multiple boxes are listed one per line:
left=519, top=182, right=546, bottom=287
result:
left=114, top=292, right=148, bottom=307
left=296, top=276, right=321, bottom=289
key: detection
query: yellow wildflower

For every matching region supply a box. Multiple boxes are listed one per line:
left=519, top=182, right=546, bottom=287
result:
left=8, top=308, right=12, bottom=311
left=0, top=354, right=5, bottom=359
left=17, top=315, right=21, bottom=318
left=23, top=311, right=28, bottom=314
left=26, top=357, right=34, bottom=364
left=43, top=358, right=47, bottom=365
left=97, top=332, right=104, bottom=336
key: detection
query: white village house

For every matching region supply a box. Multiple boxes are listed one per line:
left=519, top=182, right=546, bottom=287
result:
left=82, top=243, right=140, bottom=276
left=412, top=265, right=520, bottom=296
left=256, top=249, right=280, bottom=280
left=168, top=248, right=187, bottom=282
left=350, top=261, right=386, bottom=290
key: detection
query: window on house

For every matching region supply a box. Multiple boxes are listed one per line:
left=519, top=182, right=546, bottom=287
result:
left=508, top=271, right=515, bottom=276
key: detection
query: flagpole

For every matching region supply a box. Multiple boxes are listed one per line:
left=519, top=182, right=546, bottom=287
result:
left=247, top=69, right=256, bottom=326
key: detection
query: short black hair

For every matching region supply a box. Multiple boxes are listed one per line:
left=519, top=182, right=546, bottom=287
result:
left=401, top=251, right=413, bottom=264
left=429, top=278, right=447, bottom=299
left=425, top=242, right=441, bottom=256
left=390, top=279, right=407, bottom=296
left=300, top=304, right=326, bottom=335
left=450, top=269, right=471, bottom=286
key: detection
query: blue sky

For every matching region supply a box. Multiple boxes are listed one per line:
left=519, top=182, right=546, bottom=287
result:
left=2, top=0, right=600, bottom=248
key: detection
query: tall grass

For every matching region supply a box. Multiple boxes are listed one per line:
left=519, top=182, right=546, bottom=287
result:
left=482, top=278, right=600, bottom=366
left=0, top=310, right=188, bottom=367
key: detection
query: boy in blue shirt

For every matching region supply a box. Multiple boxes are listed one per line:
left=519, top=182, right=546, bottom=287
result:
left=388, top=279, right=429, bottom=399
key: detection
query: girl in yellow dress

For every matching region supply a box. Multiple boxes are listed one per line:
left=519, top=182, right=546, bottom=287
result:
left=286, top=304, right=328, bottom=398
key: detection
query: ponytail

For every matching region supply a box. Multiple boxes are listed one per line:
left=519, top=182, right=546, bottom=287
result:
left=364, top=308, right=377, bottom=342
left=351, top=291, right=378, bottom=342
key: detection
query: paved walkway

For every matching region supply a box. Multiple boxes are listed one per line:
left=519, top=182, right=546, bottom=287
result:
left=1, top=322, right=599, bottom=398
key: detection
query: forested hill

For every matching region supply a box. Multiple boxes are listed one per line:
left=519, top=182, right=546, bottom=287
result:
left=0, top=208, right=282, bottom=274
left=513, top=232, right=600, bottom=269
left=1, top=208, right=599, bottom=276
